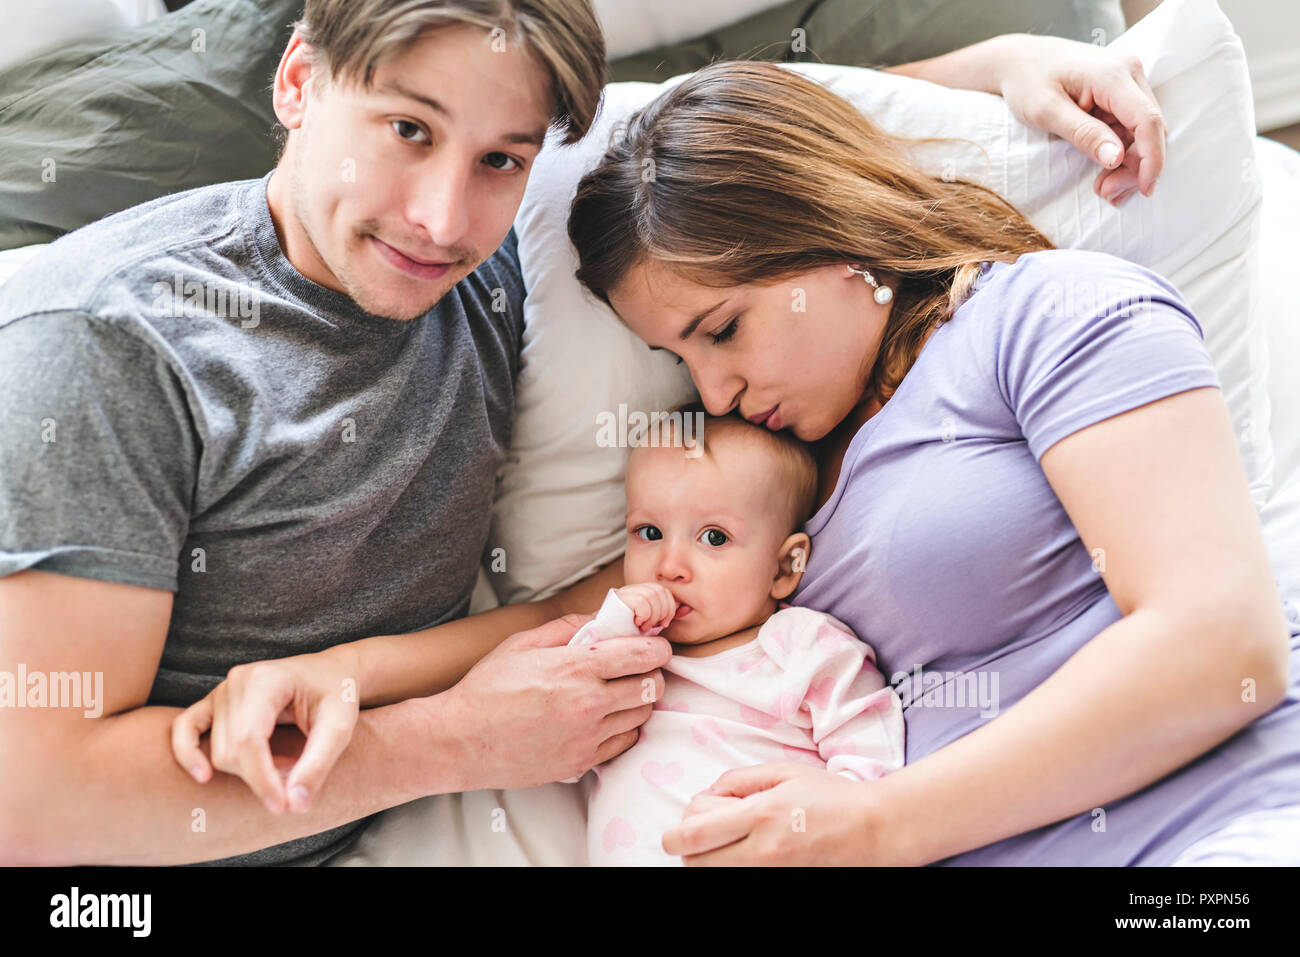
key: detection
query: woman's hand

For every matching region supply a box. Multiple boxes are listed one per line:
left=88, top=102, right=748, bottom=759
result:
left=661, top=762, right=901, bottom=865
left=993, top=34, right=1168, bottom=205
left=170, top=645, right=363, bottom=815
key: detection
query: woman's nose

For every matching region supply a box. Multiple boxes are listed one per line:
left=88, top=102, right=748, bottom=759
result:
left=693, top=366, right=742, bottom=417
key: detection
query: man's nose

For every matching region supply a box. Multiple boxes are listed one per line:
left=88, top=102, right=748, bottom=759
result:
left=408, top=154, right=473, bottom=251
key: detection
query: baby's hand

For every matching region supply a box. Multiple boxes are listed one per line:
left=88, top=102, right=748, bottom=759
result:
left=615, top=582, right=678, bottom=634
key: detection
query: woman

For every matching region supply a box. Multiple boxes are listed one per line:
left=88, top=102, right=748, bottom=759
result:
left=558, top=60, right=1300, bottom=866
left=174, top=56, right=1300, bottom=867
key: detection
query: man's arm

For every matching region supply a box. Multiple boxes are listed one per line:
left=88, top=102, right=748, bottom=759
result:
left=884, top=33, right=1167, bottom=201
left=0, top=570, right=467, bottom=865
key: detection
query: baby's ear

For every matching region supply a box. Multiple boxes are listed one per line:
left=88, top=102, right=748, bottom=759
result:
left=771, top=532, right=812, bottom=600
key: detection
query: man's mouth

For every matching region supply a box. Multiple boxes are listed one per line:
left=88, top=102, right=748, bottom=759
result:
left=368, top=235, right=457, bottom=280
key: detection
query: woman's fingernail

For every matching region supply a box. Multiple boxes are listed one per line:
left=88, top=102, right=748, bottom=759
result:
left=1098, top=142, right=1121, bottom=167
left=191, top=767, right=205, bottom=781
left=265, top=795, right=282, bottom=813
left=289, top=785, right=310, bottom=811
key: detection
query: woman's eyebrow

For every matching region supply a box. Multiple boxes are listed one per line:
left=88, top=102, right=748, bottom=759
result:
left=647, top=299, right=729, bottom=350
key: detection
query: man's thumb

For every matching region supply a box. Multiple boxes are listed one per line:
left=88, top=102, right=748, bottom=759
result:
left=512, top=612, right=596, bottom=648
left=1041, top=94, right=1123, bottom=168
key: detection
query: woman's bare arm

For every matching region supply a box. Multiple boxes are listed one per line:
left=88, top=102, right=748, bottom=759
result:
left=325, top=558, right=625, bottom=707
left=874, top=386, right=1289, bottom=865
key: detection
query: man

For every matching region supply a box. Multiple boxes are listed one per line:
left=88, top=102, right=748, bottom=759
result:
left=0, top=0, right=1167, bottom=866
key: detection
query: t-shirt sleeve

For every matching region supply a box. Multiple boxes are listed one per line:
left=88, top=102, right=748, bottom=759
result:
left=0, top=311, right=196, bottom=591
left=991, top=252, right=1223, bottom=462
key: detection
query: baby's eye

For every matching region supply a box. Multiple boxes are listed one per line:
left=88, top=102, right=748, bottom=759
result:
left=634, top=525, right=663, bottom=542
left=699, top=528, right=728, bottom=547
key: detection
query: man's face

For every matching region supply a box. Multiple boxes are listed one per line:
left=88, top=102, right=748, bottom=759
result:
left=270, top=23, right=554, bottom=320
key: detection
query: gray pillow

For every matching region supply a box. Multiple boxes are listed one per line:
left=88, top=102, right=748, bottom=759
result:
left=608, top=0, right=1127, bottom=82
left=0, top=0, right=302, bottom=250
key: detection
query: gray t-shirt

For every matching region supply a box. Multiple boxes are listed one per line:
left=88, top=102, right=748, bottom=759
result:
left=0, top=174, right=525, bottom=865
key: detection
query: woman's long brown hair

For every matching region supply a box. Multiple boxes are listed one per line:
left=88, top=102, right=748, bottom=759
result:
left=568, top=60, right=1056, bottom=404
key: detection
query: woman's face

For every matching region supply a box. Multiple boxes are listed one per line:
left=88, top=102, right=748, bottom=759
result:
left=607, top=259, right=892, bottom=442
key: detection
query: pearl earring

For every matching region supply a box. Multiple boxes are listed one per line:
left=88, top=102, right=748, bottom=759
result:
left=847, top=264, right=894, bottom=305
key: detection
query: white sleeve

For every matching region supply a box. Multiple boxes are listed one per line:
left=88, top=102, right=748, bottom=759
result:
left=764, top=611, right=906, bottom=781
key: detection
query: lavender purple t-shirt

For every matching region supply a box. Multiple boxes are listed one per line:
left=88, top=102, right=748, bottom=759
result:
left=790, top=248, right=1300, bottom=866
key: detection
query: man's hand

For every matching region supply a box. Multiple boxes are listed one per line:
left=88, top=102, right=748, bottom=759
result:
left=993, top=34, right=1167, bottom=205
left=443, top=613, right=670, bottom=790
left=888, top=33, right=1169, bottom=206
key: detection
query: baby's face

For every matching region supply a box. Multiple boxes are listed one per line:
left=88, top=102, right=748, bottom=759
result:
left=622, top=438, right=797, bottom=645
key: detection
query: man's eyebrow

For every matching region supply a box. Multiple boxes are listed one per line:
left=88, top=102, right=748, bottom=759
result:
left=380, top=80, right=548, bottom=146
left=647, top=299, right=728, bottom=351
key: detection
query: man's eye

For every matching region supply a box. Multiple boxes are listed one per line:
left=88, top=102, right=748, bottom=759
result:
left=634, top=525, right=663, bottom=542
left=483, top=152, right=522, bottom=172
left=391, top=120, right=429, bottom=143
left=699, top=529, right=728, bottom=547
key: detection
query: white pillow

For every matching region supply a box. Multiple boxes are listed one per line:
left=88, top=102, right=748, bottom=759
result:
left=490, top=0, right=1274, bottom=605
left=0, top=0, right=165, bottom=72
left=594, top=0, right=792, bottom=60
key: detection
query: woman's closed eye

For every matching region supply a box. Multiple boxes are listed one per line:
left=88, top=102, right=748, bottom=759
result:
left=668, top=315, right=740, bottom=365
left=708, top=316, right=740, bottom=346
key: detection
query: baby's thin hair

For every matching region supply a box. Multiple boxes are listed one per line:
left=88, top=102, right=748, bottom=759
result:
left=662, top=399, right=819, bottom=532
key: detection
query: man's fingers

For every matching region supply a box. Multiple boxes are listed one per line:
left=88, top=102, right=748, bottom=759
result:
left=599, top=701, right=654, bottom=740
left=593, top=727, right=640, bottom=765
left=605, top=670, right=665, bottom=711
left=1092, top=71, right=1167, bottom=195
left=171, top=698, right=215, bottom=783
left=512, top=613, right=595, bottom=649
left=582, top=634, right=673, bottom=680
left=284, top=697, right=358, bottom=813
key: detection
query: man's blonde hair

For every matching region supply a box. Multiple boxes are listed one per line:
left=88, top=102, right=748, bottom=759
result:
left=295, top=0, right=606, bottom=145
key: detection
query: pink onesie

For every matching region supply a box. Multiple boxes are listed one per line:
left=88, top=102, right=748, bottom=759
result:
left=566, top=589, right=906, bottom=865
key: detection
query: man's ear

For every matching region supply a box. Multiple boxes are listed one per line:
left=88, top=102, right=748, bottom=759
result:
left=771, top=532, right=812, bottom=601
left=272, top=30, right=320, bottom=133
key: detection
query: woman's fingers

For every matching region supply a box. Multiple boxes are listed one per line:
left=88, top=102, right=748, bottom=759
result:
left=209, top=672, right=294, bottom=813
left=171, top=696, right=215, bottom=783
left=283, top=694, right=360, bottom=813
left=661, top=799, right=754, bottom=858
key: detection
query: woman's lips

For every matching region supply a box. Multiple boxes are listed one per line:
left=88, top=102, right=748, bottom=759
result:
left=748, top=405, right=782, bottom=430
left=369, top=235, right=455, bottom=280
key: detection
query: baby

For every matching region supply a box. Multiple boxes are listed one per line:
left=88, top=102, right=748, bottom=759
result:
left=569, top=404, right=905, bottom=865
